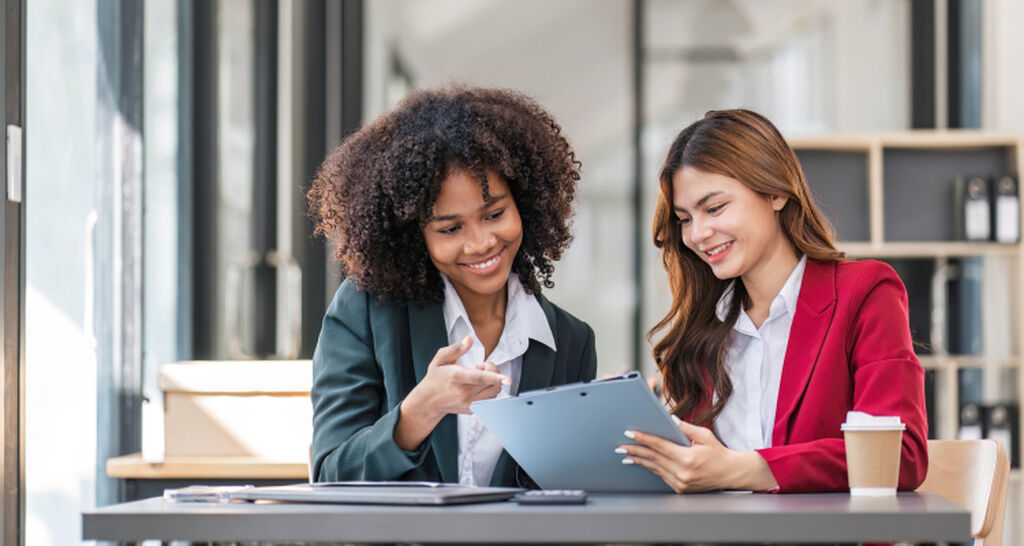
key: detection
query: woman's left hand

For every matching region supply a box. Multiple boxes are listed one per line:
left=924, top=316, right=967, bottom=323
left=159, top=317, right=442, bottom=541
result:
left=617, top=420, right=778, bottom=493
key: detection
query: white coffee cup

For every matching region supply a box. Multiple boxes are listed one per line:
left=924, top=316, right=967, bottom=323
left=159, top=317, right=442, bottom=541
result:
left=840, top=412, right=906, bottom=497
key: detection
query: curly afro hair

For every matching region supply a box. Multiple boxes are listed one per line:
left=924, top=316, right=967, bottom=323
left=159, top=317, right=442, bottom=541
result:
left=307, top=85, right=582, bottom=306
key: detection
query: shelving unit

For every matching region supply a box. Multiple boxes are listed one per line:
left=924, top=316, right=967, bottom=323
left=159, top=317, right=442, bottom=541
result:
left=790, top=131, right=1024, bottom=544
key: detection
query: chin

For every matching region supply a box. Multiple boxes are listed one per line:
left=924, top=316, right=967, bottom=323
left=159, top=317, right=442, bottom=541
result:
left=708, top=262, right=742, bottom=280
left=454, top=270, right=510, bottom=297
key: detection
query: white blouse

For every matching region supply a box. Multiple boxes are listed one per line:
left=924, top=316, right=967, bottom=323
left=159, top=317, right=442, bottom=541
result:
left=712, top=255, right=807, bottom=451
left=441, top=274, right=555, bottom=486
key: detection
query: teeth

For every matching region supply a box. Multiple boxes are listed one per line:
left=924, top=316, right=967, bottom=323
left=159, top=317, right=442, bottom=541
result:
left=467, top=254, right=500, bottom=270
left=706, top=242, right=732, bottom=256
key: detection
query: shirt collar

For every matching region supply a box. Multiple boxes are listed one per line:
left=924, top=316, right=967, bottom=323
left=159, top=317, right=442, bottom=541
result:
left=441, top=274, right=556, bottom=352
left=777, top=254, right=807, bottom=317
left=715, top=254, right=808, bottom=323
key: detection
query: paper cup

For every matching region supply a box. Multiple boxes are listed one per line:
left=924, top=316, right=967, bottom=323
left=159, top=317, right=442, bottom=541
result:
left=841, top=420, right=905, bottom=497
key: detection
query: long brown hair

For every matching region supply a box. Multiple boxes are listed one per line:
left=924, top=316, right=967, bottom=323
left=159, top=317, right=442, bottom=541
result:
left=648, top=109, right=844, bottom=425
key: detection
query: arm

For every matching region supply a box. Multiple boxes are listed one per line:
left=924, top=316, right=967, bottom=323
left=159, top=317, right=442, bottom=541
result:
left=578, top=324, right=598, bottom=382
left=621, top=422, right=778, bottom=492
left=311, top=282, right=510, bottom=482
left=310, top=283, right=428, bottom=482
left=756, top=264, right=929, bottom=492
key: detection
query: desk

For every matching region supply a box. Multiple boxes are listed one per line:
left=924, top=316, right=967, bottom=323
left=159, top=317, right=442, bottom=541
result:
left=83, top=492, right=970, bottom=544
left=107, top=453, right=308, bottom=502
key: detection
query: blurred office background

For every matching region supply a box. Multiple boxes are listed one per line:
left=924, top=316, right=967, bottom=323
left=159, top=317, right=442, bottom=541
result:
left=7, top=0, right=1024, bottom=544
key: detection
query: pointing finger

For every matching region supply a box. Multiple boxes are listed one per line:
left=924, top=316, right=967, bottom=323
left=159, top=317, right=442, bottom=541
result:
left=430, top=336, right=473, bottom=368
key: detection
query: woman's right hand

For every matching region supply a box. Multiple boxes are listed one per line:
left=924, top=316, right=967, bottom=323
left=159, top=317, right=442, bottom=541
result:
left=394, top=336, right=510, bottom=450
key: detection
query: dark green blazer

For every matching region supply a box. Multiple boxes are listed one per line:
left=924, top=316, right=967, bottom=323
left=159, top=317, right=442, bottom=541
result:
left=311, top=278, right=597, bottom=486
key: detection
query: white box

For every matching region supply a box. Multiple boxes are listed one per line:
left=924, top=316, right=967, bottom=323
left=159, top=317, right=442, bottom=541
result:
left=159, top=360, right=313, bottom=462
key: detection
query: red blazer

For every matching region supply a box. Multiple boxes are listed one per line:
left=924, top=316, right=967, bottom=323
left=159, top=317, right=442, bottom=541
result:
left=751, top=258, right=929, bottom=492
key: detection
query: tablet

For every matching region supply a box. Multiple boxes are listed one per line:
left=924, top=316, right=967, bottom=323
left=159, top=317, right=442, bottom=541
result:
left=470, top=371, right=689, bottom=493
left=230, top=482, right=524, bottom=505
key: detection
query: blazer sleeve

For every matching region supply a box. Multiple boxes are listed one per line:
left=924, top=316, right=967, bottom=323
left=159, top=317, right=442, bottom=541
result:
left=310, top=282, right=429, bottom=482
left=577, top=324, right=598, bottom=382
left=757, top=263, right=929, bottom=492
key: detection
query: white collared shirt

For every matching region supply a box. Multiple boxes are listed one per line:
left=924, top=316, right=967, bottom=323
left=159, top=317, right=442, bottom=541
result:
left=442, top=274, right=555, bottom=486
left=712, top=255, right=807, bottom=451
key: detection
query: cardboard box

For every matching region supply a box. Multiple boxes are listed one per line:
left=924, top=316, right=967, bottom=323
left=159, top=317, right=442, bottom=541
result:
left=160, top=360, right=312, bottom=462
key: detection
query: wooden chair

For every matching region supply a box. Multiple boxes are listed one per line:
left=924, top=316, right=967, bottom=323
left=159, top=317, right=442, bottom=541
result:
left=916, top=439, right=1010, bottom=546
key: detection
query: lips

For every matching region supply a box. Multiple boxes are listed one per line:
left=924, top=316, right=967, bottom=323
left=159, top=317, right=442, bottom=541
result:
left=460, top=246, right=506, bottom=276
left=701, top=241, right=733, bottom=264
left=704, top=241, right=732, bottom=256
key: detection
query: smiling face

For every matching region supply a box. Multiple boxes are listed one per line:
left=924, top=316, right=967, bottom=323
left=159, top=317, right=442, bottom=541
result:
left=672, top=166, right=793, bottom=285
left=422, top=169, right=523, bottom=303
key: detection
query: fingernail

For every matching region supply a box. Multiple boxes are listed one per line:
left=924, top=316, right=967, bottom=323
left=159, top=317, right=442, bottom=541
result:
left=462, top=336, right=471, bottom=347
left=622, top=458, right=634, bottom=465
left=501, top=378, right=511, bottom=386
left=614, top=447, right=627, bottom=454
left=671, top=415, right=682, bottom=424
left=624, top=431, right=636, bottom=439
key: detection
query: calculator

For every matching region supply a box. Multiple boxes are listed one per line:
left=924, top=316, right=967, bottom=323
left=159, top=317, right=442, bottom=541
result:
left=515, top=489, right=588, bottom=505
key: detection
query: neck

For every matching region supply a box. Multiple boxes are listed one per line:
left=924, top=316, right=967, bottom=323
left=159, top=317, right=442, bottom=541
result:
left=453, top=281, right=508, bottom=327
left=741, top=242, right=800, bottom=314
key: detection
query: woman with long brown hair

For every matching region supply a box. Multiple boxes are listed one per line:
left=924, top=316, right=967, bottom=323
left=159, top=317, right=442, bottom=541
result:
left=616, top=109, right=928, bottom=492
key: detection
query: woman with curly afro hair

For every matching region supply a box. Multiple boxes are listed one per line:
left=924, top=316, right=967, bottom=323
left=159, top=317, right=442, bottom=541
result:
left=307, top=86, right=596, bottom=486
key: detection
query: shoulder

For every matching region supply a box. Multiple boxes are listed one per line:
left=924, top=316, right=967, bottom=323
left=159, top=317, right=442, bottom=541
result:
left=327, top=277, right=409, bottom=319
left=327, top=278, right=371, bottom=316
left=833, top=259, right=903, bottom=289
left=826, top=259, right=907, bottom=306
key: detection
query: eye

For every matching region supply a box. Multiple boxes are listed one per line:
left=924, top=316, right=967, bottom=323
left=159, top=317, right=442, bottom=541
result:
left=707, top=203, right=727, bottom=214
left=677, top=216, right=691, bottom=227
left=485, top=208, right=506, bottom=221
left=437, top=224, right=460, bottom=235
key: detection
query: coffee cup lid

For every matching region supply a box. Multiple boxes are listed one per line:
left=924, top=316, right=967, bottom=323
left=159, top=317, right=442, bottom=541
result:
left=840, top=411, right=906, bottom=431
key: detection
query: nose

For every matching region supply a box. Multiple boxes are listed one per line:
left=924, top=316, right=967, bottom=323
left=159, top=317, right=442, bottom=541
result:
left=687, top=215, right=713, bottom=246
left=463, top=224, right=497, bottom=255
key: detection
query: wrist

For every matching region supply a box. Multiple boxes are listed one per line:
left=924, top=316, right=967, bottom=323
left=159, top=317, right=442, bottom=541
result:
left=403, top=383, right=445, bottom=424
left=393, top=389, right=445, bottom=452
left=732, top=450, right=778, bottom=491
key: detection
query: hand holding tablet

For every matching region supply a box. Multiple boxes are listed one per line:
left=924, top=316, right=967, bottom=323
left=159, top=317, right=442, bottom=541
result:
left=470, top=372, right=689, bottom=493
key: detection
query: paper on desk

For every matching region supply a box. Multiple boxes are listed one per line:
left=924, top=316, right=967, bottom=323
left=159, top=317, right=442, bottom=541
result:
left=164, top=485, right=254, bottom=503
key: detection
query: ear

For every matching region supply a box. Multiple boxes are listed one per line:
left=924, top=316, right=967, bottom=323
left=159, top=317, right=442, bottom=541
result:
left=770, top=195, right=789, bottom=211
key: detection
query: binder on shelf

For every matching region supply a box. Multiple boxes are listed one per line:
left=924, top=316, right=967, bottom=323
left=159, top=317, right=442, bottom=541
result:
left=946, top=259, right=983, bottom=356
left=923, top=369, right=936, bottom=439
left=985, top=403, right=1019, bottom=468
left=885, top=259, right=934, bottom=355
left=992, top=175, right=1020, bottom=243
left=957, top=368, right=983, bottom=407
left=954, top=175, right=991, bottom=241
left=957, top=368, right=984, bottom=441
left=957, top=403, right=985, bottom=441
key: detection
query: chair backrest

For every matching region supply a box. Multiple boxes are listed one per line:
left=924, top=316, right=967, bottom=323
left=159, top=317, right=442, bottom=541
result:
left=916, top=439, right=1010, bottom=546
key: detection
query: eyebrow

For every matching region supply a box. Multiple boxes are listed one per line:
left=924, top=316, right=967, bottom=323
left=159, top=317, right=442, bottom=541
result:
left=427, top=193, right=510, bottom=223
left=673, top=191, right=723, bottom=214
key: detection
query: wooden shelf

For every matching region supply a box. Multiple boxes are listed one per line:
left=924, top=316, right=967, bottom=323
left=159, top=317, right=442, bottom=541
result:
left=107, top=453, right=309, bottom=480
left=789, top=131, right=1022, bottom=151
left=838, top=241, right=1019, bottom=259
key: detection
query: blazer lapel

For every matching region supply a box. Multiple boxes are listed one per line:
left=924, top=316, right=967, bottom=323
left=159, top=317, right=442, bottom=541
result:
left=408, top=301, right=458, bottom=483
left=489, top=451, right=517, bottom=486
left=773, top=259, right=837, bottom=446
left=517, top=294, right=558, bottom=394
